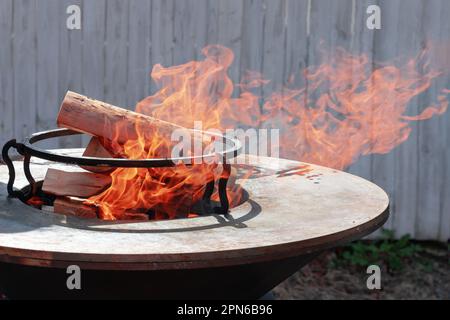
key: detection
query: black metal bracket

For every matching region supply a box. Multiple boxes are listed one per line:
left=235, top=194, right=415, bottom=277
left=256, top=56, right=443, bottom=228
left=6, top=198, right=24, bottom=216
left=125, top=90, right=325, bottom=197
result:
left=217, top=163, right=231, bottom=215
left=1, top=129, right=240, bottom=216
left=1, top=139, right=36, bottom=202
left=200, top=163, right=231, bottom=215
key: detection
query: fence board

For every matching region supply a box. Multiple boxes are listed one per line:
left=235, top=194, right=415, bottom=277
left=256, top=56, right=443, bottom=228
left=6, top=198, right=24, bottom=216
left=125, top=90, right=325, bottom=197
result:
left=82, top=0, right=106, bottom=146
left=284, top=0, right=309, bottom=89
left=104, top=0, right=129, bottom=108
left=127, top=0, right=152, bottom=108
left=238, top=0, right=265, bottom=99
left=435, top=0, right=450, bottom=242
left=13, top=0, right=37, bottom=143
left=346, top=0, right=376, bottom=183
left=36, top=0, right=60, bottom=149
left=370, top=0, right=406, bottom=233
left=58, top=0, right=83, bottom=148
left=261, top=0, right=287, bottom=100
left=387, top=0, right=423, bottom=238
left=416, top=0, right=449, bottom=240
left=173, top=0, right=207, bottom=65
left=0, top=0, right=14, bottom=148
left=150, top=0, right=175, bottom=92
left=216, top=0, right=244, bottom=87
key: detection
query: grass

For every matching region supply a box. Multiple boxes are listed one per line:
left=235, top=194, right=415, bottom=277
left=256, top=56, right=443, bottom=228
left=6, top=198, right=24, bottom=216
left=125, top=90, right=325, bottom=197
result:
left=331, top=229, right=425, bottom=273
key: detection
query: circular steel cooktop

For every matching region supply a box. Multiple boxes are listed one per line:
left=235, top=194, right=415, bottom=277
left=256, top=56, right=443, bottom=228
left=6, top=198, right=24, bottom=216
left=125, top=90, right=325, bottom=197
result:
left=0, top=151, right=389, bottom=270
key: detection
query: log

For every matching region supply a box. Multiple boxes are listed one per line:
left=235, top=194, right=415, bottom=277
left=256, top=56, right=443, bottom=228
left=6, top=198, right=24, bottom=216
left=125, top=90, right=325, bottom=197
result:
left=53, top=196, right=98, bottom=219
left=57, top=91, right=183, bottom=153
left=42, top=168, right=112, bottom=198
left=81, top=137, right=114, bottom=173
left=56, top=91, right=218, bottom=220
left=53, top=196, right=149, bottom=221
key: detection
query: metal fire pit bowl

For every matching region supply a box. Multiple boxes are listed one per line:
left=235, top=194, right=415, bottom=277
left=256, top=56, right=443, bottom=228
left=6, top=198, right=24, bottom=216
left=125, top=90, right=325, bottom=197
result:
left=0, top=151, right=389, bottom=299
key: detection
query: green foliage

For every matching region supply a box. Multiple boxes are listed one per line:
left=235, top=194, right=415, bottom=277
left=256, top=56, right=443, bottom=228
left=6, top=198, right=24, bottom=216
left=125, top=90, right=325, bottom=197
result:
left=332, top=229, right=422, bottom=272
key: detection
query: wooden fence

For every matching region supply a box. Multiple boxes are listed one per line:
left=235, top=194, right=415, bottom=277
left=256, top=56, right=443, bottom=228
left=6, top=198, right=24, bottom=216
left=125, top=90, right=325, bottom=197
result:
left=0, top=0, right=449, bottom=240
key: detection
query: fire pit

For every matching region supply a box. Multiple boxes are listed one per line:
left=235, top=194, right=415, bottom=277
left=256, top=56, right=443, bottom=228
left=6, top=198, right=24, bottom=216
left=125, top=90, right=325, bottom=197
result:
left=0, top=147, right=389, bottom=299
left=1, top=127, right=241, bottom=217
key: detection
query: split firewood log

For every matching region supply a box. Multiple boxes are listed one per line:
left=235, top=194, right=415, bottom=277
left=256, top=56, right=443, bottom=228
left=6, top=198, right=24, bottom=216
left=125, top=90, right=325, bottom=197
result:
left=81, top=137, right=115, bottom=173
left=53, top=196, right=98, bottom=219
left=57, top=91, right=185, bottom=154
left=42, top=168, right=111, bottom=198
left=57, top=91, right=210, bottom=159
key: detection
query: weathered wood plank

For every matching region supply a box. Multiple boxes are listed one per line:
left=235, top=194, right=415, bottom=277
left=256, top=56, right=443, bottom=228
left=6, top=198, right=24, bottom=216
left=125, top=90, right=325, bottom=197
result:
left=347, top=0, right=380, bottom=238
left=346, top=0, right=375, bottom=186
left=36, top=0, right=60, bottom=149
left=435, top=0, right=450, bottom=242
left=307, top=0, right=354, bottom=66
left=13, top=0, right=37, bottom=143
left=173, top=0, right=207, bottom=64
left=369, top=0, right=404, bottom=233
left=205, top=0, right=219, bottom=45
left=104, top=0, right=130, bottom=108
left=171, top=0, right=208, bottom=115
left=82, top=0, right=106, bottom=145
left=306, top=0, right=354, bottom=113
left=261, top=0, right=287, bottom=100
left=388, top=0, right=423, bottom=239
left=239, top=0, right=265, bottom=98
left=58, top=0, right=83, bottom=148
left=0, top=0, right=14, bottom=147
left=370, top=0, right=439, bottom=238
left=216, top=0, right=244, bottom=89
left=127, top=0, right=152, bottom=108
left=416, top=0, right=449, bottom=240
left=283, top=0, right=309, bottom=89
left=150, top=0, right=175, bottom=93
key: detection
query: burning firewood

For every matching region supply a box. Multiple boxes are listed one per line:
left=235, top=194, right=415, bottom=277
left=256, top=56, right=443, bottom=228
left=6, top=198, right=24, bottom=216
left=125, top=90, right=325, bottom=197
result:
left=81, top=137, right=114, bottom=173
left=53, top=196, right=98, bottom=219
left=57, top=91, right=186, bottom=154
left=42, top=168, right=111, bottom=198
left=54, top=91, right=218, bottom=220
left=52, top=197, right=151, bottom=221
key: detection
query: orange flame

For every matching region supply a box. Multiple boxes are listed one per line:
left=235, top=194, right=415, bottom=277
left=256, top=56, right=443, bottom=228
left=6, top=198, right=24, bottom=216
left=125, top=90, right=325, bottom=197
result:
left=87, top=126, right=218, bottom=220
left=87, top=45, right=448, bottom=220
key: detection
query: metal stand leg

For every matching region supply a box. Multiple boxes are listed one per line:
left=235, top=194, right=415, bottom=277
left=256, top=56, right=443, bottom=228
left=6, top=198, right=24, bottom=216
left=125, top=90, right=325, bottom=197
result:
left=1, top=139, right=34, bottom=202
left=200, top=163, right=231, bottom=216
left=200, top=179, right=215, bottom=215
left=23, top=154, right=37, bottom=197
left=215, top=163, right=231, bottom=215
